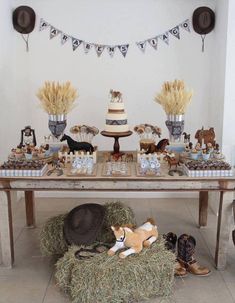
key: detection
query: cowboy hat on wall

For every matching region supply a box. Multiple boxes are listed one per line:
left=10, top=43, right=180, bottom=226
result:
left=192, top=6, right=215, bottom=52
left=12, top=6, right=36, bottom=51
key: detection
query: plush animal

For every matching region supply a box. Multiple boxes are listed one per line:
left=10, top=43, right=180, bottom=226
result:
left=60, top=134, right=94, bottom=153
left=107, top=218, right=158, bottom=259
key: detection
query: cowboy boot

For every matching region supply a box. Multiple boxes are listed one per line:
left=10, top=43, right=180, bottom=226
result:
left=177, top=234, right=211, bottom=276
left=163, top=232, right=187, bottom=277
left=163, top=232, right=177, bottom=253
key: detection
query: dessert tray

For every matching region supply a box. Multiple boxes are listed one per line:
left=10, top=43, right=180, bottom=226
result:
left=0, top=160, right=48, bottom=177
left=183, top=160, right=233, bottom=177
left=67, top=164, right=97, bottom=177
left=102, top=162, right=131, bottom=177
left=135, top=164, right=162, bottom=177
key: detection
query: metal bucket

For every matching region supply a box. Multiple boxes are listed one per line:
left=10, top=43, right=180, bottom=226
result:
left=48, top=114, right=67, bottom=138
left=165, top=114, right=184, bottom=142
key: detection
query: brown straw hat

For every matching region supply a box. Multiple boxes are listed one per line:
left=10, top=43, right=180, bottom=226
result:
left=63, top=203, right=105, bottom=245
left=192, top=7, right=215, bottom=35
left=13, top=6, right=36, bottom=34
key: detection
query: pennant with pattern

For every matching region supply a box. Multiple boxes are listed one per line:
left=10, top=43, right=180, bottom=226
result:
left=148, top=37, right=158, bottom=50
left=61, top=33, right=70, bottom=45
left=118, top=44, right=129, bottom=57
left=169, top=26, right=180, bottom=39
left=180, top=19, right=190, bottom=32
left=83, top=42, right=93, bottom=54
left=136, top=41, right=147, bottom=53
left=39, top=19, right=49, bottom=31
left=159, top=32, right=169, bottom=45
left=72, top=38, right=82, bottom=51
left=107, top=46, right=116, bottom=57
left=95, top=44, right=105, bottom=57
left=50, top=26, right=60, bottom=39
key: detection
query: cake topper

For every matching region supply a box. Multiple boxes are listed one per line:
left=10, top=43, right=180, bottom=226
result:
left=110, top=89, right=122, bottom=103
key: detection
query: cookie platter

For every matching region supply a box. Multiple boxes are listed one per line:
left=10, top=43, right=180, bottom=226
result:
left=183, top=160, right=233, bottom=177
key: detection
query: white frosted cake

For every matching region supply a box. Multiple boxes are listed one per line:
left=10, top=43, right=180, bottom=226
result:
left=104, top=90, right=129, bottom=133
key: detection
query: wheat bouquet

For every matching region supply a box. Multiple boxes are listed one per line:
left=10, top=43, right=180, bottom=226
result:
left=154, top=80, right=193, bottom=115
left=37, top=81, right=78, bottom=115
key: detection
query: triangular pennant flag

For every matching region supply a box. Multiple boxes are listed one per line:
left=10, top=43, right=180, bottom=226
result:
left=159, top=32, right=169, bottom=45
left=50, top=26, right=60, bottom=39
left=61, top=33, right=70, bottom=45
left=118, top=44, right=129, bottom=57
left=169, top=26, right=180, bottom=39
left=95, top=44, right=105, bottom=57
left=136, top=41, right=147, bottom=53
left=107, top=46, right=116, bottom=57
left=39, top=19, right=49, bottom=31
left=180, top=19, right=191, bottom=32
left=72, top=38, right=82, bottom=51
left=148, top=37, right=158, bottom=50
left=83, top=42, right=93, bottom=54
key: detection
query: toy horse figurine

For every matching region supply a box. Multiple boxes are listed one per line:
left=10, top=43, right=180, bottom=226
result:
left=182, top=132, right=190, bottom=143
left=107, top=218, right=158, bottom=259
left=60, top=134, right=94, bottom=153
left=146, top=139, right=169, bottom=154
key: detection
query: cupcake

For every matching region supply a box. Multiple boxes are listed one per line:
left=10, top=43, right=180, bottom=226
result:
left=15, top=148, right=23, bottom=159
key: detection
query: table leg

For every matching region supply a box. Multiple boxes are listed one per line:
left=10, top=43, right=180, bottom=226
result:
left=199, top=191, right=208, bottom=227
left=215, top=191, right=233, bottom=270
left=25, top=191, right=35, bottom=228
left=0, top=191, right=14, bottom=267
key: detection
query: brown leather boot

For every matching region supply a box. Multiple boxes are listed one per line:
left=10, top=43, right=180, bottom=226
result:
left=174, top=260, right=187, bottom=277
left=185, top=259, right=211, bottom=276
left=177, top=234, right=211, bottom=277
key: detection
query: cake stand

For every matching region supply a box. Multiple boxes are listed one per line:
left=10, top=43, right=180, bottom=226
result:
left=101, top=131, right=133, bottom=156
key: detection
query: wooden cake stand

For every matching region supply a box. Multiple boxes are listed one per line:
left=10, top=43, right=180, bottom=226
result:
left=101, top=131, right=133, bottom=156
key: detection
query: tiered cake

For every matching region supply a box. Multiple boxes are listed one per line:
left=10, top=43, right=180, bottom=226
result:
left=104, top=90, right=129, bottom=133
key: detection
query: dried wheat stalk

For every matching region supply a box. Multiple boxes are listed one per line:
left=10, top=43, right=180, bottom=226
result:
left=154, top=79, right=193, bottom=115
left=37, top=81, right=78, bottom=115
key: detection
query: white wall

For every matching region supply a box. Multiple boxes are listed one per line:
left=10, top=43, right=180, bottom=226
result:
left=0, top=0, right=216, bottom=163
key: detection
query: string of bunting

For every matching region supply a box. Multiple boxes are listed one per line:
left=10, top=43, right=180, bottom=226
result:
left=39, top=18, right=191, bottom=58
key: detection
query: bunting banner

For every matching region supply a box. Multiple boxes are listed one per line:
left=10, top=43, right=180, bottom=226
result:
left=95, top=44, right=105, bottom=57
left=169, top=26, right=180, bottom=39
left=107, top=46, right=116, bottom=57
left=39, top=17, right=191, bottom=57
left=148, top=37, right=158, bottom=50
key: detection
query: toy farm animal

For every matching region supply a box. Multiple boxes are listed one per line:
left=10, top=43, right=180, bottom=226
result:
left=107, top=218, right=158, bottom=259
left=110, top=89, right=122, bottom=102
left=60, top=134, right=94, bottom=153
left=182, top=132, right=190, bottom=143
left=146, top=139, right=169, bottom=154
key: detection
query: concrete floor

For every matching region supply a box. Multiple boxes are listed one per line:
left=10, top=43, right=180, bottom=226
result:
left=0, top=197, right=235, bottom=303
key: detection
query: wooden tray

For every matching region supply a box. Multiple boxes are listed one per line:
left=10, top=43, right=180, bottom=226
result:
left=66, top=165, right=97, bottom=177
left=101, top=163, right=131, bottom=177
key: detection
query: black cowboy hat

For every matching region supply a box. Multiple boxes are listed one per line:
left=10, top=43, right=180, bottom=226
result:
left=63, top=203, right=105, bottom=246
left=12, top=6, right=36, bottom=34
left=193, top=7, right=215, bottom=35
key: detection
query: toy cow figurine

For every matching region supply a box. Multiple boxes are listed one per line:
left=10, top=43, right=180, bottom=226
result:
left=107, top=218, right=158, bottom=258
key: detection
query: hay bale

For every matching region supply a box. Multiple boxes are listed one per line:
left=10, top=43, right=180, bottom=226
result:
left=40, top=213, right=68, bottom=256
left=55, top=237, right=175, bottom=303
left=96, top=201, right=136, bottom=243
left=40, top=201, right=136, bottom=256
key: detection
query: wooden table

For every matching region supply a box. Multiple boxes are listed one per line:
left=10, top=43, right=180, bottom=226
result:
left=0, top=162, right=234, bottom=269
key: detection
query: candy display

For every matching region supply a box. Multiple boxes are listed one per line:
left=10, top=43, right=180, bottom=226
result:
left=68, top=156, right=95, bottom=176
left=102, top=161, right=130, bottom=176
left=183, top=160, right=233, bottom=177
left=70, top=125, right=99, bottom=143
left=0, top=160, right=48, bottom=177
left=137, top=154, right=161, bottom=176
